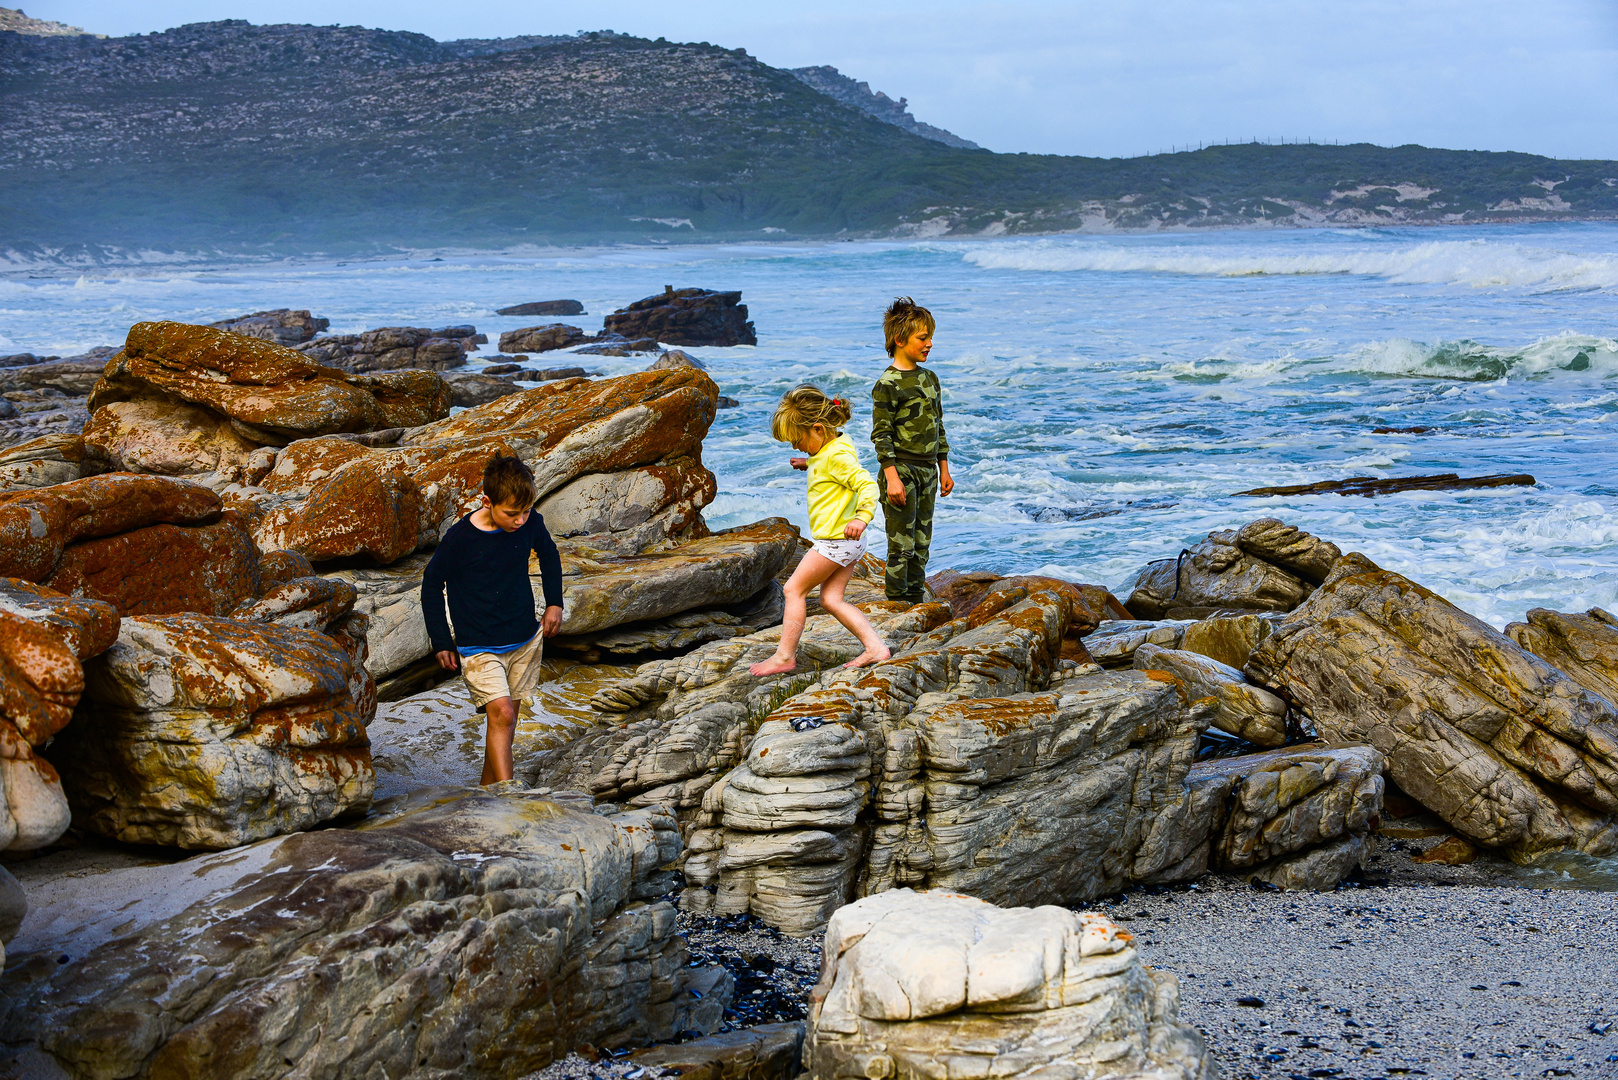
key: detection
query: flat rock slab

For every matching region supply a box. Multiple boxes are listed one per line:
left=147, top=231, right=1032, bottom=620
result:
left=630, top=1021, right=805, bottom=1080
left=1234, top=472, right=1535, bottom=497
left=0, top=789, right=730, bottom=1080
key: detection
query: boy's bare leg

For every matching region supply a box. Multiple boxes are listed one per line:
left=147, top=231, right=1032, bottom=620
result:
left=820, top=562, right=891, bottom=669
left=750, top=552, right=839, bottom=676
left=481, top=695, right=517, bottom=785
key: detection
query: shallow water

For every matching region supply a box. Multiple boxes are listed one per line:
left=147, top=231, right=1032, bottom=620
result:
left=5, top=222, right=1617, bottom=627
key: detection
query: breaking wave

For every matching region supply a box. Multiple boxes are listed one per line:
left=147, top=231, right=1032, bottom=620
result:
left=1158, top=333, right=1618, bottom=384
left=961, top=238, right=1618, bottom=292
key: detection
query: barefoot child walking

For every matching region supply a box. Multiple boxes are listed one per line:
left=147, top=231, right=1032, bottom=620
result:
left=749, top=385, right=892, bottom=677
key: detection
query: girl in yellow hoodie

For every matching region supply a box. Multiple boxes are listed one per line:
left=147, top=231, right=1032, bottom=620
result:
left=749, top=384, right=890, bottom=676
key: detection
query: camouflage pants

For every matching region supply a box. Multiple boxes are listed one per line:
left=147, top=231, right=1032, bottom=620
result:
left=880, top=461, right=937, bottom=603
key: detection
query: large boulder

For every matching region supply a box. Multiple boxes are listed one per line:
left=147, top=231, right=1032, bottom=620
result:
left=295, top=324, right=484, bottom=372
left=80, top=397, right=262, bottom=476
left=1124, top=518, right=1340, bottom=619
left=1246, top=552, right=1618, bottom=860
left=54, top=609, right=376, bottom=848
left=499, top=323, right=590, bottom=353
left=87, top=321, right=451, bottom=444
left=0, top=788, right=731, bottom=1079
left=1506, top=607, right=1618, bottom=705
left=603, top=287, right=758, bottom=347
left=805, top=890, right=1210, bottom=1080
left=1133, top=641, right=1288, bottom=747
left=0, top=434, right=95, bottom=492
left=0, top=580, right=119, bottom=853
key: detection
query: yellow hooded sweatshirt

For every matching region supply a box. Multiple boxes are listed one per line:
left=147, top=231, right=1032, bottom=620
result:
left=806, top=433, right=879, bottom=540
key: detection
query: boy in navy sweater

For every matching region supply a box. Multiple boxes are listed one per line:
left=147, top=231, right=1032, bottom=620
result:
left=422, top=454, right=564, bottom=784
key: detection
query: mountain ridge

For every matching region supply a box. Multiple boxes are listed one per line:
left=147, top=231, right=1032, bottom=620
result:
left=3, top=20, right=1616, bottom=261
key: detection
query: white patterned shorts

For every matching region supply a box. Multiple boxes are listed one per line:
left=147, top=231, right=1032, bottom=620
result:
left=810, top=533, right=869, bottom=567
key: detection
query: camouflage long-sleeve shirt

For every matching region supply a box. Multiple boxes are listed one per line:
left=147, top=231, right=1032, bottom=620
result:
left=870, top=364, right=948, bottom=469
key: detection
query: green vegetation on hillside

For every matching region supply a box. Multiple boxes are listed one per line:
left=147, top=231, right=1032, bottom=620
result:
left=2, top=23, right=1615, bottom=259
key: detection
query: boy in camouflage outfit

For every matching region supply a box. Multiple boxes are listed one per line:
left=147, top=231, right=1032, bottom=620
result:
left=871, top=297, right=953, bottom=603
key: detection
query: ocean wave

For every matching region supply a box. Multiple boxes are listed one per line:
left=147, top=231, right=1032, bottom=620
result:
left=1158, top=332, right=1618, bottom=384
left=961, top=238, right=1618, bottom=292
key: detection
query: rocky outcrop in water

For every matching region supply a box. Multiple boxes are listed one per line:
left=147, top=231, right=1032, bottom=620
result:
left=500, top=323, right=591, bottom=353
left=805, top=890, right=1210, bottom=1080
left=1235, top=472, right=1535, bottom=498
left=604, top=287, right=757, bottom=347
left=1246, top=552, right=1618, bottom=860
left=1125, top=518, right=1341, bottom=619
left=497, top=299, right=584, bottom=316
left=1506, top=607, right=1618, bottom=705
left=209, top=308, right=330, bottom=346
left=296, top=324, right=486, bottom=372
left=0, top=787, right=731, bottom=1078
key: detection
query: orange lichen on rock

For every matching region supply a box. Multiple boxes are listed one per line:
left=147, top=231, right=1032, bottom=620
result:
left=0, top=472, right=221, bottom=581
left=45, top=511, right=261, bottom=617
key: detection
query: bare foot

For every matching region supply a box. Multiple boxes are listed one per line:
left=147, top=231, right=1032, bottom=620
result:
left=749, top=654, right=798, bottom=677
left=843, top=646, right=891, bottom=669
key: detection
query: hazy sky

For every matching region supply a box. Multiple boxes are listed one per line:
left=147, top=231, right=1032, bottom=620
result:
left=33, top=0, right=1618, bottom=160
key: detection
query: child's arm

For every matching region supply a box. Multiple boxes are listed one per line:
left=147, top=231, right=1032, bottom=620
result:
left=420, top=542, right=458, bottom=670
left=530, top=515, right=566, bottom=636
left=831, top=449, right=880, bottom=538
left=933, top=370, right=953, bottom=497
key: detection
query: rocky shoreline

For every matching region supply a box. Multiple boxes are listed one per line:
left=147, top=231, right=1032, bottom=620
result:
left=2, top=309, right=1616, bottom=1079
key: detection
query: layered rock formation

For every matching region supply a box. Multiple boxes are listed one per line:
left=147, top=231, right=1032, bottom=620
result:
left=1134, top=642, right=1287, bottom=747
left=87, top=321, right=451, bottom=449
left=604, top=287, right=758, bottom=347
left=1506, top=607, right=1618, bottom=705
left=0, top=787, right=731, bottom=1078
left=497, top=300, right=584, bottom=316
left=209, top=308, right=329, bottom=346
left=1247, top=553, right=1618, bottom=860
left=500, top=323, right=590, bottom=353
left=1125, top=518, right=1342, bottom=619
left=806, top=890, right=1210, bottom=1080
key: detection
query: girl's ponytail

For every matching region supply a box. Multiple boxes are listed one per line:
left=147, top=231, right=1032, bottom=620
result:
left=772, top=384, right=851, bottom=442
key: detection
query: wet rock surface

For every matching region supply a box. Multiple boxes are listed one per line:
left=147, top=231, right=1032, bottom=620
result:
left=0, top=788, right=733, bottom=1079
left=294, top=323, right=486, bottom=372
left=1235, top=472, right=1537, bottom=498
left=498, top=300, right=585, bottom=317
left=209, top=307, right=330, bottom=346
left=1507, top=606, right=1618, bottom=706
left=1125, top=519, right=1339, bottom=620
left=603, top=287, right=757, bottom=347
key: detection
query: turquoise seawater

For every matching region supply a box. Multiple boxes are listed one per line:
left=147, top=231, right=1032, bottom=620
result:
left=4, top=222, right=1617, bottom=628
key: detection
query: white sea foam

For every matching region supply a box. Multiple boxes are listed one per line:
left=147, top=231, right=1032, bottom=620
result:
left=961, top=238, right=1618, bottom=293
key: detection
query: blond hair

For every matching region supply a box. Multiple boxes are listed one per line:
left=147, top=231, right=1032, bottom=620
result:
left=883, top=296, right=935, bottom=357
left=771, top=384, right=853, bottom=444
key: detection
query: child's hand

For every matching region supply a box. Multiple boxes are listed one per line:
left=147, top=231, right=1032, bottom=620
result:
left=790, top=456, right=808, bottom=471
left=940, top=461, right=955, bottom=497
left=435, top=649, right=459, bottom=671
left=541, top=605, right=563, bottom=637
left=885, top=475, right=906, bottom=507
left=844, top=518, right=867, bottom=540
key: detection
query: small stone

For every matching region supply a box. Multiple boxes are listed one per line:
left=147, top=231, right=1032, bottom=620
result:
left=1236, top=996, right=1265, bottom=1007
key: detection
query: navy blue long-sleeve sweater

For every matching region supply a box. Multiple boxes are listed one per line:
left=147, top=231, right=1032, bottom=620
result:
left=421, top=512, right=564, bottom=653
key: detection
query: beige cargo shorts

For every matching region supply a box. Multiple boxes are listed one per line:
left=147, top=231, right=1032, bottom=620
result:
left=461, top=631, right=543, bottom=711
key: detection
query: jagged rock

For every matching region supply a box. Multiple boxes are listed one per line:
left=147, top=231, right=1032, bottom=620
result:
left=442, top=370, right=521, bottom=406
left=1506, top=607, right=1618, bottom=705
left=1133, top=642, right=1287, bottom=747
left=1234, top=473, right=1534, bottom=498
left=805, top=890, right=1210, bottom=1080
left=604, top=287, right=757, bottom=347
left=1234, top=518, right=1342, bottom=583
left=482, top=363, right=590, bottom=381
left=499, top=323, right=590, bottom=353
left=0, top=788, right=731, bottom=1078
left=0, top=354, right=56, bottom=368
left=578, top=335, right=662, bottom=357
left=54, top=609, right=375, bottom=849
left=497, top=299, right=584, bottom=316
left=0, top=580, right=120, bottom=853
left=682, top=592, right=1218, bottom=936
left=631, top=1020, right=804, bottom=1080
left=1177, top=612, right=1275, bottom=670
left=255, top=453, right=444, bottom=564
left=1246, top=552, right=1618, bottom=860
left=88, top=321, right=451, bottom=443
left=1124, top=521, right=1327, bottom=619
left=0, top=472, right=221, bottom=582
left=1181, top=743, right=1385, bottom=889
left=208, top=308, right=330, bottom=346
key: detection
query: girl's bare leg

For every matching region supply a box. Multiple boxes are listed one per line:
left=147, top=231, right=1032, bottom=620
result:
left=820, top=561, right=892, bottom=669
left=749, top=551, right=839, bottom=676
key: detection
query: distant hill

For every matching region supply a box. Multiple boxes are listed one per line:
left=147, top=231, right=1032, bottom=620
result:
left=0, top=6, right=95, bottom=37
left=789, top=65, right=980, bottom=149
left=2, top=21, right=1616, bottom=261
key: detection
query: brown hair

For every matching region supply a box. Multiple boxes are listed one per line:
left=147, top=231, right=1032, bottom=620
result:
left=483, top=452, right=536, bottom=508
left=883, top=296, right=935, bottom=357
left=771, top=384, right=853, bottom=444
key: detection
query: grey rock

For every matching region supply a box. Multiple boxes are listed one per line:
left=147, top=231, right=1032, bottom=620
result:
left=1506, top=606, right=1618, bottom=705
left=1083, top=618, right=1194, bottom=667
left=650, top=349, right=707, bottom=371
left=1134, top=642, right=1287, bottom=747
left=208, top=308, right=329, bottom=346
left=441, top=370, right=520, bottom=406
left=0, top=865, right=25, bottom=946
left=603, top=287, right=757, bottom=348
left=499, top=323, right=589, bottom=353
left=1123, top=521, right=1329, bottom=619
left=497, top=299, right=584, bottom=316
